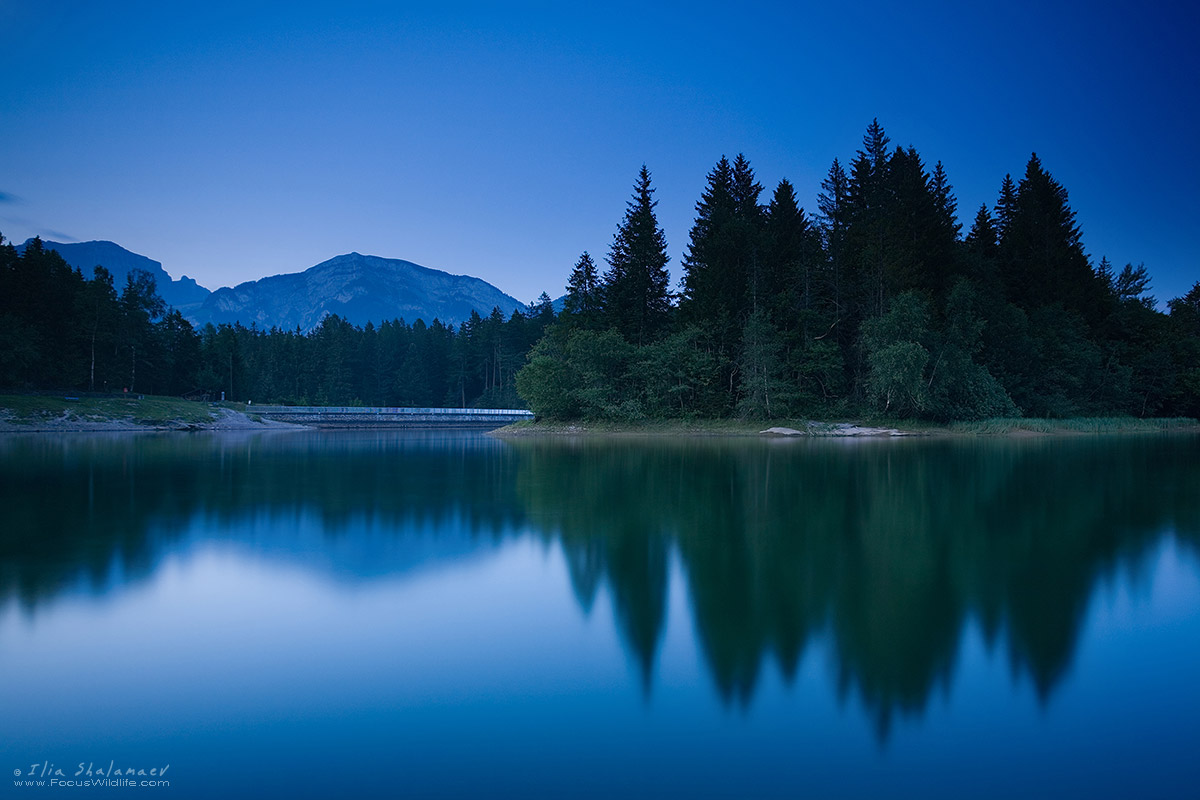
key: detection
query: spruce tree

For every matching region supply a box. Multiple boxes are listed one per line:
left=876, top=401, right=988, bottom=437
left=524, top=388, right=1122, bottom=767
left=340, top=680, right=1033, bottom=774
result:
left=763, top=178, right=807, bottom=318
left=994, top=173, right=1018, bottom=243
left=965, top=205, right=998, bottom=258
left=601, top=165, right=671, bottom=345
left=680, top=156, right=735, bottom=323
left=1000, top=153, right=1106, bottom=323
left=964, top=204, right=1002, bottom=295
left=846, top=119, right=893, bottom=319
left=564, top=251, right=602, bottom=327
left=817, top=158, right=850, bottom=336
left=930, top=161, right=961, bottom=241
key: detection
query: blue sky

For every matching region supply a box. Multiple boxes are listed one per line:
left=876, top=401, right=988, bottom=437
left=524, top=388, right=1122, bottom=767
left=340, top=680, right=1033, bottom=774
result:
left=1, top=0, right=1196, bottom=305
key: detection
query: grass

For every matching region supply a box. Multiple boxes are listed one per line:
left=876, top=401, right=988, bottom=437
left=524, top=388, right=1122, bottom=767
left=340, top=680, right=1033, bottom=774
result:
left=495, top=415, right=1200, bottom=437
left=0, top=393, right=218, bottom=427
left=947, top=416, right=1200, bottom=435
left=496, top=417, right=897, bottom=437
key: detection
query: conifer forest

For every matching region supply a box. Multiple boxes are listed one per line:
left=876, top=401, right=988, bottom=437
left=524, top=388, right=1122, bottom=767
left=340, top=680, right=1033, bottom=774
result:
left=3, top=121, right=1198, bottom=421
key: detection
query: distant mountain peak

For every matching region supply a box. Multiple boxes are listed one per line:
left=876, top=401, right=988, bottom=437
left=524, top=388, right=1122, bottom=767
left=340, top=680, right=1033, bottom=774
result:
left=186, top=252, right=525, bottom=331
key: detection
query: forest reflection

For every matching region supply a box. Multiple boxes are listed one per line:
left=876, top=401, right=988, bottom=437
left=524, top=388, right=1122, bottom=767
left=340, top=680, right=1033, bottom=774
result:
left=2, top=431, right=1197, bottom=736
left=514, top=434, right=1200, bottom=734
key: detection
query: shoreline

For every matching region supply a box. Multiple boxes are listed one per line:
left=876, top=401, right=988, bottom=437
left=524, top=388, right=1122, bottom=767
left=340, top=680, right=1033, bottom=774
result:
left=491, top=417, right=1200, bottom=438
left=2, top=394, right=1196, bottom=437
left=0, top=406, right=307, bottom=434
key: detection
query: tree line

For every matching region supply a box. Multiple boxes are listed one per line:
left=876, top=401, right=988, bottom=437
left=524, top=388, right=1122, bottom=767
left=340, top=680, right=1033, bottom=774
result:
left=0, top=235, right=554, bottom=407
left=517, top=120, right=1200, bottom=420
left=4, top=119, right=1198, bottom=418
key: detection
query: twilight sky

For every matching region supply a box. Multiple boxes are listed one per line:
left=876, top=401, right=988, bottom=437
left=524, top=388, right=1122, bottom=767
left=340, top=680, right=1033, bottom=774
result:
left=1, top=0, right=1196, bottom=306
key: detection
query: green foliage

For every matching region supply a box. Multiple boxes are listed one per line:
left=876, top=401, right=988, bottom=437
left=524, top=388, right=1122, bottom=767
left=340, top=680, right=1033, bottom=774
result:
left=516, top=326, right=635, bottom=420
left=737, top=309, right=792, bottom=418
left=925, top=281, right=1017, bottom=420
left=860, top=291, right=931, bottom=416
left=637, top=326, right=719, bottom=417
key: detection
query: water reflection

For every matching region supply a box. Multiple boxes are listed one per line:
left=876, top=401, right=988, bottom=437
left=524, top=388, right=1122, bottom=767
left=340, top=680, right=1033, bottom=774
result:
left=515, top=435, right=1200, bottom=736
left=2, top=430, right=1197, bottom=739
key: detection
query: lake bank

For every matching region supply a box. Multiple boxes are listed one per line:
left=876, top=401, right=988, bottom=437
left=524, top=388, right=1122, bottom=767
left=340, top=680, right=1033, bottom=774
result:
left=3, top=394, right=1195, bottom=436
left=0, top=394, right=299, bottom=433
left=492, top=416, right=1200, bottom=438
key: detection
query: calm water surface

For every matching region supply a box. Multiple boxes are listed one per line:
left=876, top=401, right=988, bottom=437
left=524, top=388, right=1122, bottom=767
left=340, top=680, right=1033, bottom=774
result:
left=2, top=430, right=1198, bottom=798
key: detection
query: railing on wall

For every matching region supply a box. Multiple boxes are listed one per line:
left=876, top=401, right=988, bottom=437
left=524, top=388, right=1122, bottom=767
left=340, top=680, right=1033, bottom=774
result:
left=246, top=406, right=534, bottom=428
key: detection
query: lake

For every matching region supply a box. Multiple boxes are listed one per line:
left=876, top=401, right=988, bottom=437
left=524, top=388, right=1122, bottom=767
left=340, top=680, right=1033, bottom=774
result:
left=2, top=430, right=1198, bottom=798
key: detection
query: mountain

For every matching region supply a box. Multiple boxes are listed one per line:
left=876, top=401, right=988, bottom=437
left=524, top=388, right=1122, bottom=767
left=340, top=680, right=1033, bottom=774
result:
left=186, top=252, right=526, bottom=332
left=18, top=239, right=211, bottom=313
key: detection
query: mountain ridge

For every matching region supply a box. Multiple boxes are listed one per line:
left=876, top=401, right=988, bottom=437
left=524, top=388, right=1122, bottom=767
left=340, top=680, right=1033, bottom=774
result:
left=189, top=251, right=526, bottom=331
left=18, top=238, right=211, bottom=312
left=21, top=239, right=531, bottom=332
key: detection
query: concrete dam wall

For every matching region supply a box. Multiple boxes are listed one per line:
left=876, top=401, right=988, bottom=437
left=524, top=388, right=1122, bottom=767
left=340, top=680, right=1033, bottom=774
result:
left=248, top=406, right=534, bottom=429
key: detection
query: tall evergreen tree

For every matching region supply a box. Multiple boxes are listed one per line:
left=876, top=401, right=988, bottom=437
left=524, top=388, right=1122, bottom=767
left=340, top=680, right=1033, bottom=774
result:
left=680, top=156, right=736, bottom=326
left=679, top=153, right=766, bottom=407
left=965, top=205, right=998, bottom=258
left=964, top=204, right=1002, bottom=296
left=929, top=161, right=961, bottom=242
left=731, top=153, right=766, bottom=308
left=994, top=173, right=1018, bottom=243
left=999, top=153, right=1106, bottom=323
left=846, top=119, right=893, bottom=320
left=118, top=269, right=165, bottom=393
left=564, top=251, right=602, bottom=326
left=76, top=266, right=119, bottom=392
left=601, top=165, right=671, bottom=345
left=817, top=158, right=851, bottom=338
left=927, top=160, right=962, bottom=296
left=763, top=179, right=810, bottom=319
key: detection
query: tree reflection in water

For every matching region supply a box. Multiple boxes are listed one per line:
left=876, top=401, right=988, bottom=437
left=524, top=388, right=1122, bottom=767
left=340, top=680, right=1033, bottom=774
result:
left=2, top=430, right=1197, bottom=738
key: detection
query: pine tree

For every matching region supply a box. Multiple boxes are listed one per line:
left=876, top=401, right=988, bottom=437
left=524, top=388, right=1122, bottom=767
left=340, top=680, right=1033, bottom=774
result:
left=1095, top=256, right=1116, bottom=295
left=602, top=165, right=671, bottom=345
left=999, top=153, right=1106, bottom=322
left=731, top=153, right=764, bottom=223
left=817, top=158, right=850, bottom=335
left=882, top=145, right=935, bottom=296
left=929, top=161, right=961, bottom=241
left=965, top=205, right=998, bottom=258
left=964, top=204, right=1002, bottom=295
left=994, top=173, right=1018, bottom=243
left=929, top=161, right=962, bottom=292
left=118, top=269, right=165, bottom=393
left=680, top=155, right=766, bottom=336
left=564, top=251, right=601, bottom=326
left=763, top=179, right=807, bottom=317
left=924, top=159, right=961, bottom=299
left=680, top=156, right=735, bottom=321
left=77, top=266, right=119, bottom=392
left=846, top=119, right=893, bottom=319
left=731, top=153, right=765, bottom=309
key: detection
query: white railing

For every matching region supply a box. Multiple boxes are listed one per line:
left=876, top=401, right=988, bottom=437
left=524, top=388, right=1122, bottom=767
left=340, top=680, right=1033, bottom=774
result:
left=249, top=406, right=533, bottom=417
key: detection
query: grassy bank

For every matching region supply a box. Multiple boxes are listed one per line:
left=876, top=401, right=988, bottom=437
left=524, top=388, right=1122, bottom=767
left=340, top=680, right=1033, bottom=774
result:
left=494, top=416, right=1200, bottom=437
left=945, top=417, right=1200, bottom=435
left=0, top=393, right=226, bottom=428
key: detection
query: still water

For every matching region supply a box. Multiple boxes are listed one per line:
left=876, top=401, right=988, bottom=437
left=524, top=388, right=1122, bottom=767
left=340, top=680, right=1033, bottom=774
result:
left=1, top=430, right=1198, bottom=798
